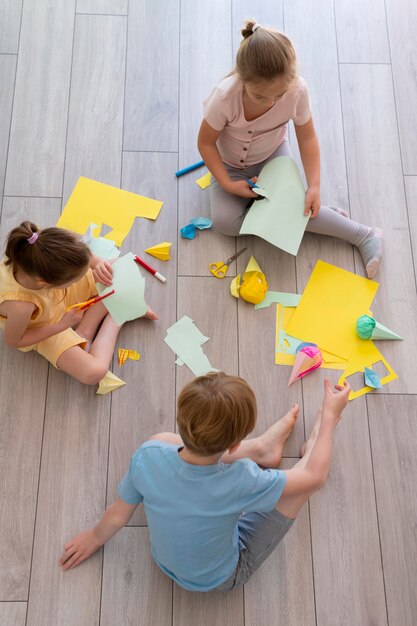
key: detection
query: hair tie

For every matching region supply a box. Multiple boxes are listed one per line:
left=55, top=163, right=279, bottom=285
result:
left=27, top=232, right=38, bottom=244
left=252, top=23, right=262, bottom=32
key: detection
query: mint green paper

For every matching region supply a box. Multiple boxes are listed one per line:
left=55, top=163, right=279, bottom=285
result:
left=240, top=156, right=308, bottom=255
left=255, top=291, right=301, bottom=310
left=164, top=316, right=219, bottom=377
left=96, top=252, right=147, bottom=324
left=88, top=236, right=120, bottom=260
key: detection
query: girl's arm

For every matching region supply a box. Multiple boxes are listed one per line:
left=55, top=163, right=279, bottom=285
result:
left=2, top=300, right=84, bottom=348
left=295, top=118, right=321, bottom=217
left=197, top=120, right=257, bottom=199
left=59, top=499, right=138, bottom=570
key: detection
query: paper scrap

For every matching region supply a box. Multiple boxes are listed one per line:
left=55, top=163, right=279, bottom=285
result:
left=255, top=291, right=301, bottom=310
left=240, top=157, right=308, bottom=255
left=118, top=348, right=141, bottom=367
left=195, top=172, right=211, bottom=189
left=180, top=224, right=196, bottom=239
left=96, top=252, right=147, bottom=324
left=338, top=341, right=397, bottom=399
left=190, top=216, right=213, bottom=230
left=145, top=242, right=172, bottom=261
left=57, top=177, right=163, bottom=247
left=97, top=371, right=126, bottom=395
left=164, top=316, right=219, bottom=377
left=364, top=367, right=382, bottom=389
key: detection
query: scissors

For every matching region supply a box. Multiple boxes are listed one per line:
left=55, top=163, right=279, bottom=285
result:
left=209, top=247, right=247, bottom=279
left=66, top=289, right=115, bottom=312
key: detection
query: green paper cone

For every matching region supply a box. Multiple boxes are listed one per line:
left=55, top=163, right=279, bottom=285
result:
left=372, top=320, right=402, bottom=340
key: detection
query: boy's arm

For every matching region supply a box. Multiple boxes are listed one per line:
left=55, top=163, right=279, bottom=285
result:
left=59, top=499, right=138, bottom=571
left=295, top=117, right=321, bottom=217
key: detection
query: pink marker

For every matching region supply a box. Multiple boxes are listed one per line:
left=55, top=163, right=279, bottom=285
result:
left=134, top=255, right=166, bottom=283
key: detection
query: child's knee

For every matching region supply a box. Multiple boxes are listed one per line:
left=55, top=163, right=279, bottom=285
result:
left=212, top=215, right=241, bottom=237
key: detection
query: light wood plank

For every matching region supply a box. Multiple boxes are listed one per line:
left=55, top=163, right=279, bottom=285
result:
left=101, top=527, right=172, bottom=626
left=174, top=586, right=243, bottom=626
left=0, top=603, right=27, bottom=626
left=124, top=0, right=179, bottom=151
left=404, top=176, right=417, bottom=282
left=0, top=0, right=23, bottom=54
left=4, top=0, right=75, bottom=196
left=244, top=459, right=315, bottom=626
left=368, top=395, right=417, bottom=626
left=335, top=0, right=390, bottom=63
left=76, top=0, right=128, bottom=14
left=0, top=198, right=59, bottom=601
left=107, top=152, right=178, bottom=526
left=63, top=14, right=126, bottom=204
left=340, top=63, right=417, bottom=392
left=385, top=0, right=417, bottom=173
left=0, top=56, right=16, bottom=201
left=26, top=378, right=111, bottom=626
left=178, top=0, right=233, bottom=276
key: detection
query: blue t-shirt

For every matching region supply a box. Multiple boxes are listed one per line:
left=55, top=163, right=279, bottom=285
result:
left=118, top=441, right=287, bottom=591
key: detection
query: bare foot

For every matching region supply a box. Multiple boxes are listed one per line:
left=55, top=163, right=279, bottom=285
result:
left=142, top=306, right=158, bottom=321
left=300, top=409, right=322, bottom=458
left=256, top=404, right=299, bottom=468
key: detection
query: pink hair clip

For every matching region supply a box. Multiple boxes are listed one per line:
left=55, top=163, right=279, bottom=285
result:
left=27, top=232, right=39, bottom=244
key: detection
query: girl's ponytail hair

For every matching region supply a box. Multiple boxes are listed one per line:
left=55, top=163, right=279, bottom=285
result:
left=5, top=221, right=91, bottom=285
left=236, top=19, right=297, bottom=84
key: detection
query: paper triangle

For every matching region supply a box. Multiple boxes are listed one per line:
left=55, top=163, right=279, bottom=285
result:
left=364, top=367, right=382, bottom=389
left=96, top=371, right=126, bottom=395
left=245, top=255, right=262, bottom=274
left=372, top=320, right=402, bottom=340
left=288, top=349, right=322, bottom=386
left=145, top=242, right=172, bottom=261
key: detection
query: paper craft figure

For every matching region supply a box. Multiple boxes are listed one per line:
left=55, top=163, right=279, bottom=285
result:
left=364, top=367, right=382, bottom=389
left=356, top=314, right=402, bottom=340
left=239, top=157, right=308, bottom=255
left=82, top=223, right=120, bottom=260
left=118, top=348, right=141, bottom=367
left=288, top=345, right=323, bottom=386
left=195, top=172, right=211, bottom=189
left=190, top=216, right=213, bottom=230
left=145, top=242, right=172, bottom=261
left=96, top=252, right=147, bottom=324
left=180, top=224, right=196, bottom=239
left=230, top=256, right=268, bottom=305
left=164, top=316, right=219, bottom=377
left=57, top=177, right=163, bottom=246
left=96, top=371, right=126, bottom=395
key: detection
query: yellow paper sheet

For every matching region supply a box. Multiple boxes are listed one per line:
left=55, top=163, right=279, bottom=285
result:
left=286, top=261, right=379, bottom=360
left=195, top=172, right=211, bottom=189
left=338, top=341, right=397, bottom=399
left=57, top=177, right=164, bottom=246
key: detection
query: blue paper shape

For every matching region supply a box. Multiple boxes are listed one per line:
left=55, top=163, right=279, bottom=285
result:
left=190, top=216, right=213, bottom=230
left=180, top=223, right=196, bottom=239
left=364, top=367, right=382, bottom=389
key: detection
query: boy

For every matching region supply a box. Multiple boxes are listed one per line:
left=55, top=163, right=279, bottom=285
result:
left=60, top=372, right=350, bottom=591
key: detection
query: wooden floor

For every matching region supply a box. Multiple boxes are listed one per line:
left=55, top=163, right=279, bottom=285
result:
left=1, top=1, right=416, bottom=625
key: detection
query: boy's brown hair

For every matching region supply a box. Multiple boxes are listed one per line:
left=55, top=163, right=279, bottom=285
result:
left=177, top=372, right=257, bottom=456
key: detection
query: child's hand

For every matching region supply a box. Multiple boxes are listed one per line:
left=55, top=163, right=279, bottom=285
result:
left=304, top=185, right=321, bottom=217
left=322, top=378, right=351, bottom=423
left=92, top=260, right=113, bottom=286
left=59, top=530, right=102, bottom=571
left=59, top=307, right=85, bottom=329
left=225, top=179, right=258, bottom=199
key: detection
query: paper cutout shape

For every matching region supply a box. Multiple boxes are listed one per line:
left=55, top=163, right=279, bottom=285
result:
left=252, top=185, right=268, bottom=199
left=364, top=367, right=382, bottom=389
left=338, top=341, right=397, bottom=400
left=288, top=345, right=322, bottom=386
left=164, top=316, right=219, bottom=377
left=118, top=348, right=141, bottom=367
left=255, top=291, right=301, bottom=310
left=230, top=256, right=268, bottom=305
left=195, top=172, right=211, bottom=189
left=82, top=223, right=120, bottom=260
left=180, top=224, right=196, bottom=239
left=96, top=252, right=147, bottom=324
left=240, top=157, right=308, bottom=255
left=286, top=261, right=379, bottom=360
left=145, top=242, right=172, bottom=261
left=356, top=314, right=402, bottom=340
left=57, top=177, right=163, bottom=246
left=190, top=216, right=213, bottom=230
left=96, top=371, right=126, bottom=395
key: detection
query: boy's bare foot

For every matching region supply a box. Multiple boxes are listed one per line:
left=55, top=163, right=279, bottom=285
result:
left=142, top=307, right=158, bottom=321
left=300, top=409, right=322, bottom=458
left=256, top=404, right=299, bottom=468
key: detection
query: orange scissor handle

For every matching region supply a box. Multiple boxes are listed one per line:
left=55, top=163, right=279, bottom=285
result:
left=209, top=262, right=228, bottom=279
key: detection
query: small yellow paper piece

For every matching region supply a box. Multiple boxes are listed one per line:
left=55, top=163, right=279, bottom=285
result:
left=338, top=341, right=397, bottom=400
left=118, top=348, right=141, bottom=367
left=57, top=177, right=164, bottom=247
left=96, top=371, right=126, bottom=395
left=195, top=172, right=211, bottom=189
left=230, top=256, right=268, bottom=304
left=145, top=242, right=172, bottom=261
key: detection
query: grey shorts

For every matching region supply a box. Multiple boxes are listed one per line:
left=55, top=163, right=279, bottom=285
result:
left=215, top=508, right=294, bottom=592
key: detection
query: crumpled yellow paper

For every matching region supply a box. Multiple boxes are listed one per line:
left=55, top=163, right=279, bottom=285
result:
left=230, top=256, right=268, bottom=304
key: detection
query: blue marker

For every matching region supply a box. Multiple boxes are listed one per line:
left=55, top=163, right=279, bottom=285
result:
left=175, top=160, right=205, bottom=177
left=245, top=178, right=259, bottom=189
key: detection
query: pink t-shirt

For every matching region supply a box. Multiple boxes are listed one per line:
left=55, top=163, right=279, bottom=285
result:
left=203, top=75, right=312, bottom=168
